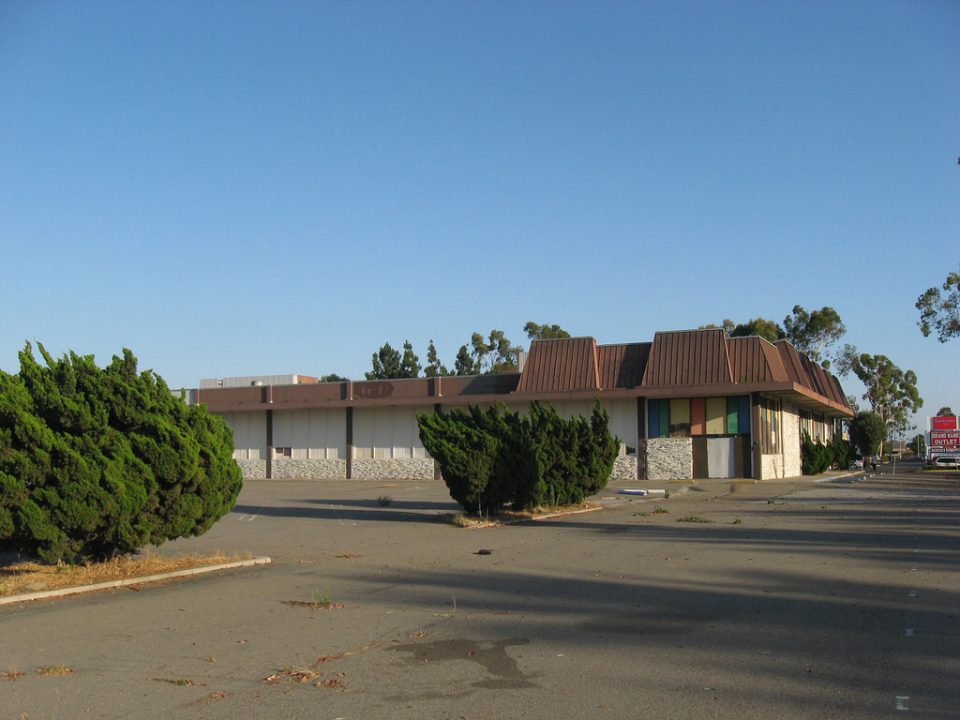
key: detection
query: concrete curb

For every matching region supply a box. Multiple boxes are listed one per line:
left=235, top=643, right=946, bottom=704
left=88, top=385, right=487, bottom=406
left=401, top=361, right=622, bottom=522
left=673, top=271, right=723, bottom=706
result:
left=0, top=556, right=272, bottom=607
left=527, top=504, right=603, bottom=521
left=463, top=503, right=603, bottom=529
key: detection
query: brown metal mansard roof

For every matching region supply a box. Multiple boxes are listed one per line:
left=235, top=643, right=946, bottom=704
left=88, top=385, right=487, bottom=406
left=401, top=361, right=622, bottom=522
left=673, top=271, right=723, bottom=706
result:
left=195, top=329, right=853, bottom=417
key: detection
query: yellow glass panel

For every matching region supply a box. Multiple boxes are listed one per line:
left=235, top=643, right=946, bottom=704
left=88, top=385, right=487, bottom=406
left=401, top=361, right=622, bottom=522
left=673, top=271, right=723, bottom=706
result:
left=705, top=397, right=726, bottom=435
left=670, top=399, right=690, bottom=425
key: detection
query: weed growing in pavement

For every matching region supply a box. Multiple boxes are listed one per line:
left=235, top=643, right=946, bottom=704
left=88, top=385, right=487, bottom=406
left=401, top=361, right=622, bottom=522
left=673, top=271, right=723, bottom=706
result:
left=376, top=495, right=393, bottom=507
left=653, top=505, right=669, bottom=514
left=35, top=665, right=74, bottom=677
left=664, top=489, right=672, bottom=499
left=310, top=587, right=332, bottom=607
left=733, top=516, right=743, bottom=525
left=677, top=515, right=712, bottom=523
left=282, top=586, right=343, bottom=610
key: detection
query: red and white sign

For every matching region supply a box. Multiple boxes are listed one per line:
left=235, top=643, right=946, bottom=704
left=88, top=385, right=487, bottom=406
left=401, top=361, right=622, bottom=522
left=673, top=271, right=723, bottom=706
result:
left=930, top=430, right=960, bottom=453
left=932, top=415, right=958, bottom=431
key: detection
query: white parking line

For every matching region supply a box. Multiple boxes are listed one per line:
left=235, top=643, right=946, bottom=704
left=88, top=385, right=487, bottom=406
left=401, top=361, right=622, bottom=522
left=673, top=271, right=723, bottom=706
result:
left=237, top=507, right=262, bottom=522
left=896, top=696, right=910, bottom=711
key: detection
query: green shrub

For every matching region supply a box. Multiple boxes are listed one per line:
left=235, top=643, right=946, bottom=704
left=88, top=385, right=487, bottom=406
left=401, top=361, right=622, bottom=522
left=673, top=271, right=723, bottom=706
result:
left=0, top=344, right=242, bottom=563
left=415, top=408, right=502, bottom=514
left=519, top=401, right=618, bottom=509
left=418, top=400, right=618, bottom=514
left=801, top=431, right=834, bottom=475
left=830, top=432, right=851, bottom=469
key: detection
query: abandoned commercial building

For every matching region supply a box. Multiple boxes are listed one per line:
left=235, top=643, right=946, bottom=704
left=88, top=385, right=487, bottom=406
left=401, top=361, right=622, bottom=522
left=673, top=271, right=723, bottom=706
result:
left=188, top=328, right=853, bottom=483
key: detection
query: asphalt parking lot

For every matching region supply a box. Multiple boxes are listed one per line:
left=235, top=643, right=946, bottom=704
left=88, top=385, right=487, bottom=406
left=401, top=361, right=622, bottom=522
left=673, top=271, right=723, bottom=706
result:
left=2, top=469, right=959, bottom=719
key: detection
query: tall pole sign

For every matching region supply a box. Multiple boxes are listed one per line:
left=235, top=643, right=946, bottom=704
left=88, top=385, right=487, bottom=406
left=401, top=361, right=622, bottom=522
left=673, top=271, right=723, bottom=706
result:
left=928, top=415, right=960, bottom=458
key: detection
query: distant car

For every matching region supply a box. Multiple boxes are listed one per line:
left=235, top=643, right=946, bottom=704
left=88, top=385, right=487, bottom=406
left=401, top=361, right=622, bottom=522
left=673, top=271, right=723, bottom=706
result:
left=932, top=456, right=960, bottom=469
left=850, top=458, right=864, bottom=469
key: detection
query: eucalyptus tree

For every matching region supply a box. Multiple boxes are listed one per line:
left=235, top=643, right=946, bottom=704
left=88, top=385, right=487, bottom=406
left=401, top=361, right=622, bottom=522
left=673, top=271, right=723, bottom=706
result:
left=847, top=352, right=922, bottom=453
left=783, top=305, right=846, bottom=369
left=916, top=268, right=960, bottom=342
left=524, top=322, right=571, bottom=340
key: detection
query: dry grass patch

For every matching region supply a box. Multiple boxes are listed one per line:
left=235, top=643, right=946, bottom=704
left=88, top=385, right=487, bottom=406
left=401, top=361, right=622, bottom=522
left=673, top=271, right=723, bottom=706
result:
left=263, top=665, right=347, bottom=690
left=152, top=677, right=204, bottom=687
left=263, top=667, right=322, bottom=685
left=0, top=553, right=251, bottom=597
left=448, top=502, right=600, bottom=527
left=194, top=691, right=229, bottom=704
left=283, top=599, right=344, bottom=610
left=448, top=511, right=499, bottom=528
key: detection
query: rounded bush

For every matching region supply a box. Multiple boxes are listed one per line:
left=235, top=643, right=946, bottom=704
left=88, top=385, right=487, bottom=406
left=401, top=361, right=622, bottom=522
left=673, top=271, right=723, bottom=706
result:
left=418, top=400, right=618, bottom=514
left=0, top=344, right=242, bottom=563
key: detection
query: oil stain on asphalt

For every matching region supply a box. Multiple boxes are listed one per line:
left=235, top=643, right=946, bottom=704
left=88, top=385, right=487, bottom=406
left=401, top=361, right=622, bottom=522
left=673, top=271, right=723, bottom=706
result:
left=386, top=637, right=538, bottom=690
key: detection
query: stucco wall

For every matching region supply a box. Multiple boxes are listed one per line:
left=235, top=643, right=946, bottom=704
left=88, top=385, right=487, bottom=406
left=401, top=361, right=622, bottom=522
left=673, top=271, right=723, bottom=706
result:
left=760, top=403, right=802, bottom=479
left=224, top=411, right=267, bottom=460
left=353, top=406, right=429, bottom=460
left=272, top=409, right=346, bottom=459
left=782, top=403, right=802, bottom=478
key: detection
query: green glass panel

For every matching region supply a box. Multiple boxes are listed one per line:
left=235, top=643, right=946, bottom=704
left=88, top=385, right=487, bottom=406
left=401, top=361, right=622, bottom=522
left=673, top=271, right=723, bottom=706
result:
left=659, top=400, right=670, bottom=438
left=727, top=396, right=738, bottom=434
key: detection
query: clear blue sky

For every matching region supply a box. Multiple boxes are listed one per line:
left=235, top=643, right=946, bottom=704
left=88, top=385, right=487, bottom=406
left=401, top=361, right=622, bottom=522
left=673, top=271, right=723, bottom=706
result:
left=1, top=1, right=958, bottom=429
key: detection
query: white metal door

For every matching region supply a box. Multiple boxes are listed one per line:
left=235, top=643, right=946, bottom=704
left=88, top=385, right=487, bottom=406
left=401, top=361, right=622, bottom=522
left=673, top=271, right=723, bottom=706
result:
left=707, top=437, right=736, bottom=479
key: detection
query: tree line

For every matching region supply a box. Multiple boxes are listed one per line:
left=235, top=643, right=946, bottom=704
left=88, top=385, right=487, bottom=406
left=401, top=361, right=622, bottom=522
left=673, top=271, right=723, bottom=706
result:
left=335, top=303, right=926, bottom=451
left=327, top=288, right=948, bottom=456
left=703, top=304, right=923, bottom=449
left=361, top=322, right=571, bottom=381
left=702, top=304, right=847, bottom=369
